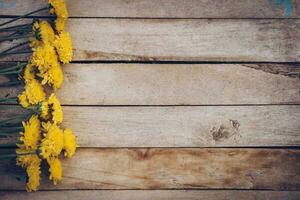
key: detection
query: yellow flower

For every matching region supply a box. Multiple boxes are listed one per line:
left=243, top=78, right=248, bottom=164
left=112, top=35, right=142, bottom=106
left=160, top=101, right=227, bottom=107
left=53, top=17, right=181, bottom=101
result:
left=55, top=17, right=66, bottom=33
left=18, top=115, right=41, bottom=150
left=40, top=63, right=64, bottom=90
left=18, top=92, right=30, bottom=108
left=40, top=122, right=64, bottom=159
left=16, top=151, right=41, bottom=192
left=48, top=94, right=63, bottom=124
left=31, top=43, right=60, bottom=74
left=40, top=101, right=49, bottom=119
left=26, top=162, right=41, bottom=192
left=48, top=0, right=69, bottom=19
left=39, top=20, right=56, bottom=44
left=18, top=79, right=46, bottom=107
left=16, top=150, right=39, bottom=168
left=29, top=21, right=42, bottom=48
left=47, top=157, right=62, bottom=185
left=63, top=128, right=77, bottom=158
left=23, top=64, right=35, bottom=82
left=54, top=31, right=73, bottom=63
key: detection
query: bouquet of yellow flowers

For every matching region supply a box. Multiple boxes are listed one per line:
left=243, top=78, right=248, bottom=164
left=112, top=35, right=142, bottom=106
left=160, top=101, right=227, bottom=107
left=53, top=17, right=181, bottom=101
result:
left=0, top=0, right=77, bottom=192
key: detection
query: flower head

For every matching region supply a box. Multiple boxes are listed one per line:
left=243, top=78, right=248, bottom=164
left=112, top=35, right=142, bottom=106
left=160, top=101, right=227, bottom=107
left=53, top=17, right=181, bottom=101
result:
left=26, top=162, right=41, bottom=192
left=48, top=0, right=69, bottom=19
left=40, top=122, right=64, bottom=159
left=47, top=157, right=62, bottom=185
left=40, top=63, right=63, bottom=90
left=23, top=63, right=36, bottom=82
left=18, top=79, right=46, bottom=107
left=39, top=20, right=56, bottom=44
left=54, top=31, right=73, bottom=63
left=16, top=153, right=41, bottom=192
left=63, top=128, right=77, bottom=158
left=48, top=94, right=63, bottom=124
left=40, top=101, right=49, bottom=119
left=31, top=43, right=59, bottom=74
left=54, top=17, right=66, bottom=33
left=18, top=115, right=41, bottom=150
left=30, top=21, right=42, bottom=48
left=18, top=92, right=30, bottom=108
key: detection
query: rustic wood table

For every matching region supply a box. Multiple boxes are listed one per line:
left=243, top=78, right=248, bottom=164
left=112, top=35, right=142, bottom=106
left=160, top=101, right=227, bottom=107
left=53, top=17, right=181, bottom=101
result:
left=1, top=0, right=300, bottom=199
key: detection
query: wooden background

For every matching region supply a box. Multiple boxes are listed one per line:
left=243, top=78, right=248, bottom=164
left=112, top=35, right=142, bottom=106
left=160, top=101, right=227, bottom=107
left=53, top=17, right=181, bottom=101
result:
left=1, top=0, right=300, bottom=199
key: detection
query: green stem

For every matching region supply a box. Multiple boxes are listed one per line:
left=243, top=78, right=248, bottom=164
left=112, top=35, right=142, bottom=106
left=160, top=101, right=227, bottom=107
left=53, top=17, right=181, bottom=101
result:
left=0, top=42, right=30, bottom=54
left=0, top=63, right=26, bottom=74
left=0, top=7, right=49, bottom=27
left=0, top=23, right=32, bottom=32
left=0, top=34, right=30, bottom=42
left=0, top=132, right=18, bottom=136
left=0, top=115, right=26, bottom=125
left=0, top=143, right=17, bottom=148
left=4, top=29, right=31, bottom=39
left=0, top=97, right=18, bottom=103
left=0, top=50, right=32, bottom=57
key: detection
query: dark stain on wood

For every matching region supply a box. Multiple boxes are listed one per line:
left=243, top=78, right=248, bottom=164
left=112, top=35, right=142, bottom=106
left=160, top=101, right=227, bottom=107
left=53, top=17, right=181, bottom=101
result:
left=211, top=119, right=241, bottom=142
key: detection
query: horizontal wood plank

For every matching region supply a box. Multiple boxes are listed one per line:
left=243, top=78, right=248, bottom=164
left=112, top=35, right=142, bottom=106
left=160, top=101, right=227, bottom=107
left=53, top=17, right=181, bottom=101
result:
left=1, top=64, right=299, bottom=105
left=1, top=19, right=300, bottom=62
left=1, top=190, right=300, bottom=200
left=1, top=0, right=300, bottom=18
left=1, top=105, right=299, bottom=147
left=1, top=148, right=300, bottom=190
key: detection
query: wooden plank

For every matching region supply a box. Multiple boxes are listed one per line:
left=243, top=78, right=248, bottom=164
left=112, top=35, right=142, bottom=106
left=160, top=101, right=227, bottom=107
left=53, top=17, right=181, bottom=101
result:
left=1, top=148, right=300, bottom=190
left=1, top=19, right=300, bottom=62
left=1, top=105, right=299, bottom=147
left=1, top=190, right=300, bottom=200
left=1, top=0, right=300, bottom=18
left=1, top=64, right=299, bottom=105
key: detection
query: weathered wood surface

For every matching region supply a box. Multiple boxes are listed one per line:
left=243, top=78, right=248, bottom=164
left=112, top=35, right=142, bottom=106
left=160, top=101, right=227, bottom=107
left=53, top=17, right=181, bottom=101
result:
left=1, top=148, right=300, bottom=190
left=1, top=64, right=299, bottom=105
left=1, top=105, right=299, bottom=147
left=1, top=0, right=300, bottom=18
left=1, top=19, right=300, bottom=62
left=2, top=190, right=300, bottom=200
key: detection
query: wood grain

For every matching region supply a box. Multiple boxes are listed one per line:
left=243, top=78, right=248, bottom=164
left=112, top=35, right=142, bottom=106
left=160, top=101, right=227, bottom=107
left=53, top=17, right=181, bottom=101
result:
left=1, top=105, right=299, bottom=147
left=1, top=19, right=300, bottom=62
left=1, top=64, right=299, bottom=105
left=1, top=190, right=300, bottom=200
left=1, top=0, right=300, bottom=18
left=1, top=148, right=300, bottom=190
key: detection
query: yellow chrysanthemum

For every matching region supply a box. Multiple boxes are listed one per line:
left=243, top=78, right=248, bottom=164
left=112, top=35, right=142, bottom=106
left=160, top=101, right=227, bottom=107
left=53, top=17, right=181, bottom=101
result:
left=47, top=157, right=62, bottom=185
left=29, top=21, right=42, bottom=48
left=31, top=43, right=60, bottom=73
left=40, top=63, right=64, bottom=90
left=18, top=92, right=30, bottom=108
left=48, top=0, right=69, bottom=19
left=55, top=17, right=66, bottom=33
left=16, top=153, right=41, bottom=192
left=39, top=20, right=56, bottom=44
left=16, top=150, right=39, bottom=167
left=18, top=115, right=41, bottom=150
left=23, top=64, right=35, bottom=82
left=63, top=128, right=77, bottom=158
left=40, top=101, right=49, bottom=119
left=26, top=163, right=41, bottom=192
left=48, top=94, right=63, bottom=124
left=54, top=31, right=73, bottom=63
left=40, top=122, right=64, bottom=159
left=18, top=79, right=46, bottom=107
